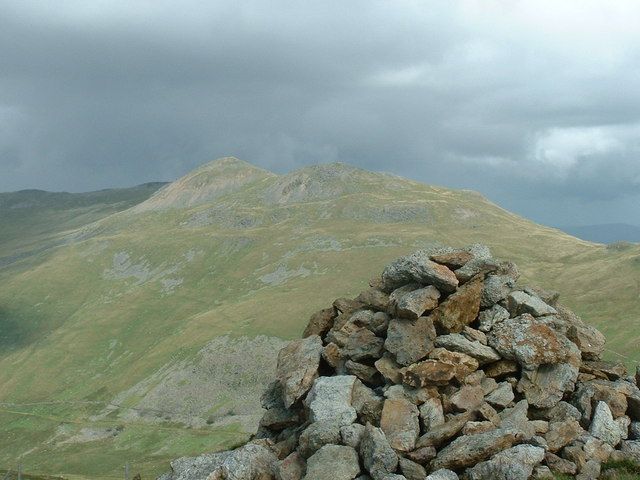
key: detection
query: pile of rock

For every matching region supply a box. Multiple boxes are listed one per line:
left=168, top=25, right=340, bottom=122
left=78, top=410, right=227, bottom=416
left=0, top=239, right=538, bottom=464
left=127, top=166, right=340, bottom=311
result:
left=160, top=245, right=640, bottom=480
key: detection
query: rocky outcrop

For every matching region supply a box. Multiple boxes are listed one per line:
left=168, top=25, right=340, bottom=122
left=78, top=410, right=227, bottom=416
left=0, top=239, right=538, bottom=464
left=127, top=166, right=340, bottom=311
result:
left=159, top=244, right=639, bottom=480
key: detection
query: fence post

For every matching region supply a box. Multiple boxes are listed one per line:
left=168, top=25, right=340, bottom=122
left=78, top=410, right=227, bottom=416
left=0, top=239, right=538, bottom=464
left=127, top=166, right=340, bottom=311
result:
left=124, top=463, right=130, bottom=480
left=17, top=464, right=21, bottom=480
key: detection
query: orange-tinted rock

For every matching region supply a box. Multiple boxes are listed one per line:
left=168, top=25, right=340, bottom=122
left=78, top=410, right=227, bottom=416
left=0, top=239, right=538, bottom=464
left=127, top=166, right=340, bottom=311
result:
left=380, top=398, right=420, bottom=451
left=432, top=276, right=483, bottom=333
left=303, top=307, right=336, bottom=338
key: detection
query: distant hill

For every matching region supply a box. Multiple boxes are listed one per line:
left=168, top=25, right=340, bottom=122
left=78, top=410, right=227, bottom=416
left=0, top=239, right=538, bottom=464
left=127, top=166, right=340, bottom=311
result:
left=0, top=157, right=638, bottom=478
left=0, top=182, right=166, bottom=265
left=560, top=223, right=640, bottom=244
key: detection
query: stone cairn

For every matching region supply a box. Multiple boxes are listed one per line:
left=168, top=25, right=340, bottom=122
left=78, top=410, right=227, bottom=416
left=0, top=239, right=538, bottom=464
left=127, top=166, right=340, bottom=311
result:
left=161, top=245, right=640, bottom=480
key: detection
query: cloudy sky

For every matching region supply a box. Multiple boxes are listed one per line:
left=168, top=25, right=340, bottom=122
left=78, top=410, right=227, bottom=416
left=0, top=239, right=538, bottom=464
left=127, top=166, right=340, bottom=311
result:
left=1, top=0, right=639, bottom=226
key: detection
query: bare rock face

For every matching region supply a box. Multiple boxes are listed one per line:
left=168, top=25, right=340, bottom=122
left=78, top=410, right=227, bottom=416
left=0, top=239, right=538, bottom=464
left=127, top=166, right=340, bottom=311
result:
left=277, top=335, right=324, bottom=407
left=160, top=244, right=629, bottom=480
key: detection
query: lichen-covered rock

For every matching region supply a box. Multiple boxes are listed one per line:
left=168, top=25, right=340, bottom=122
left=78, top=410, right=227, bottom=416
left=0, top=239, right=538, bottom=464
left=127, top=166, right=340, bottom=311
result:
left=304, top=445, right=360, bottom=480
left=465, top=444, right=545, bottom=480
left=395, top=286, right=441, bottom=319
left=487, top=314, right=574, bottom=370
left=303, top=308, right=337, bottom=338
left=506, top=291, right=557, bottom=317
left=402, top=350, right=478, bottom=388
left=398, top=457, right=426, bottom=480
left=589, top=401, right=623, bottom=447
left=359, top=424, right=398, bottom=480
left=425, top=470, right=457, bottom=480
left=434, top=334, right=500, bottom=365
left=277, top=335, right=323, bottom=407
left=305, top=375, right=357, bottom=426
left=381, top=251, right=459, bottom=293
left=277, top=452, right=306, bottom=480
left=430, top=428, right=521, bottom=470
left=298, top=421, right=341, bottom=458
left=477, top=304, right=509, bottom=333
left=480, top=274, right=516, bottom=308
left=385, top=317, right=436, bottom=366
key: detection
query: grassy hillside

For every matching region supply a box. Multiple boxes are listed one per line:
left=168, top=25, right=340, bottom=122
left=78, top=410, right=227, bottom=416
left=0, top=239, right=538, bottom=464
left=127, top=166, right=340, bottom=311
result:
left=0, top=157, right=638, bottom=478
left=0, top=183, right=166, bottom=265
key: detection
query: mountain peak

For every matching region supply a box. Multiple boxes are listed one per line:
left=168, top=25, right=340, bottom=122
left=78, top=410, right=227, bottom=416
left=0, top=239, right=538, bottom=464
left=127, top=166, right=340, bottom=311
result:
left=133, top=157, right=275, bottom=211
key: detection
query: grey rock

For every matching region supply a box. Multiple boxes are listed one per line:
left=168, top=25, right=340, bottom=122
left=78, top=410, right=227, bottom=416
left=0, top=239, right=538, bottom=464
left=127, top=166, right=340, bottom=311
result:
left=566, top=323, right=606, bottom=361
left=305, top=375, right=357, bottom=426
left=381, top=476, right=406, bottom=480
left=487, top=314, right=574, bottom=370
left=395, top=286, right=441, bottom=319
left=385, top=317, right=436, bottom=366
left=419, top=396, right=445, bottom=432
left=352, top=380, right=384, bottom=426
left=500, top=400, right=535, bottom=440
left=398, top=457, right=427, bottom=480
left=345, top=360, right=380, bottom=385
left=416, top=411, right=476, bottom=448
left=589, top=401, right=622, bottom=447
left=424, top=470, right=458, bottom=480
left=576, top=459, right=601, bottom=480
left=216, top=443, right=278, bottom=480
left=381, top=250, right=459, bottom=293
left=161, top=451, right=231, bottom=480
left=465, top=444, right=545, bottom=480
left=340, top=423, right=366, bottom=448
left=484, top=382, right=514, bottom=408
left=298, top=421, right=341, bottom=458
left=277, top=335, right=324, bottom=407
left=477, top=304, right=509, bottom=333
left=431, top=428, right=520, bottom=470
left=531, top=466, right=554, bottom=480
left=359, top=423, right=398, bottom=480
left=630, top=421, right=640, bottom=440
left=434, top=334, right=501, bottom=364
left=342, top=328, right=385, bottom=362
left=532, top=401, right=582, bottom=423
left=544, top=452, right=577, bottom=475
left=517, top=362, right=579, bottom=408
left=481, top=274, right=516, bottom=308
left=304, top=444, right=360, bottom=480
left=506, top=290, right=557, bottom=317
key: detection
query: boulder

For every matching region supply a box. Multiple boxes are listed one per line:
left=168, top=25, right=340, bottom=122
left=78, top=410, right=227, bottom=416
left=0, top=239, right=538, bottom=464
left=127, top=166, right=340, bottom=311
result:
left=517, top=362, right=579, bottom=408
left=424, top=470, right=458, bottom=480
left=480, top=274, right=516, bottom=308
left=303, top=308, right=337, bottom=338
left=398, top=457, right=427, bottom=480
left=298, top=421, right=342, bottom=458
left=484, top=382, right=514, bottom=408
left=277, top=452, right=306, bottom=480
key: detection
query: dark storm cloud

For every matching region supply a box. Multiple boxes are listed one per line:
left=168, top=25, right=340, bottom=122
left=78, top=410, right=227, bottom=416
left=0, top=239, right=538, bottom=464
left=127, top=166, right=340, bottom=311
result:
left=1, top=0, right=639, bottom=226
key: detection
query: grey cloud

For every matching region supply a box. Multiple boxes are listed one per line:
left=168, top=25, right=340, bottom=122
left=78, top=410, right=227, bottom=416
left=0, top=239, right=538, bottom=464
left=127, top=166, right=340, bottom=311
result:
left=0, top=0, right=639, bottom=226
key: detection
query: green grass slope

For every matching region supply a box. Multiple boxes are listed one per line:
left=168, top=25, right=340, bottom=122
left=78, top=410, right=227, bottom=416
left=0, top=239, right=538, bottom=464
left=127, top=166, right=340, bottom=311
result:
left=0, top=158, right=638, bottom=478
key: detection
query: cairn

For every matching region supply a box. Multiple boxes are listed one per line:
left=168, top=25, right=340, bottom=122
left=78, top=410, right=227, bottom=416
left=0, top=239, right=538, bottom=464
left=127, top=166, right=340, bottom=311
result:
left=160, top=244, right=640, bottom=480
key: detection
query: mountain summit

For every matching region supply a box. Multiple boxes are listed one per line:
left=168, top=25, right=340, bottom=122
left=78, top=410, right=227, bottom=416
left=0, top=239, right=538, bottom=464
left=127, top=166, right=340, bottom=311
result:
left=134, top=157, right=275, bottom=211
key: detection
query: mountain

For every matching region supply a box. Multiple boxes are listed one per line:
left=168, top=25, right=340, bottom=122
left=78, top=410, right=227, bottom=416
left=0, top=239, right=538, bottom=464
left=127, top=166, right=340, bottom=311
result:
left=0, top=157, right=639, bottom=478
left=560, top=223, right=640, bottom=244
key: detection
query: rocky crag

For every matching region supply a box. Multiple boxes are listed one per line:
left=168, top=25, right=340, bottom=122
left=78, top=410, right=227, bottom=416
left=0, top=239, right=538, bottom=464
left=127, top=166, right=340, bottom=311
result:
left=159, top=244, right=640, bottom=480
